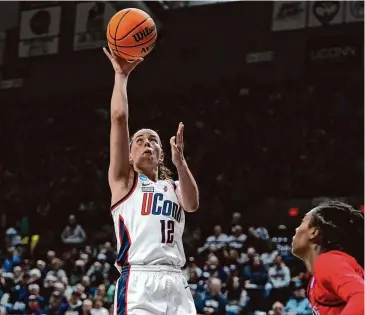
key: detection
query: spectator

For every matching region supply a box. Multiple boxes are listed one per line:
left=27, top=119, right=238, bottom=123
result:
left=82, top=299, right=93, bottom=315
left=272, top=225, right=293, bottom=264
left=260, top=244, right=279, bottom=268
left=13, top=272, right=31, bottom=302
left=243, top=255, right=269, bottom=312
left=46, top=258, right=67, bottom=282
left=247, top=226, right=271, bottom=252
left=80, top=276, right=91, bottom=296
left=95, top=254, right=110, bottom=281
left=86, top=262, right=104, bottom=287
left=53, top=282, right=68, bottom=306
left=183, top=257, right=202, bottom=281
left=225, top=276, right=249, bottom=314
left=202, top=255, right=227, bottom=283
left=106, top=281, right=115, bottom=305
left=227, top=225, right=247, bottom=252
left=45, top=251, right=57, bottom=274
left=224, top=249, right=242, bottom=268
left=44, top=291, right=69, bottom=315
left=231, top=212, right=242, bottom=228
left=61, top=277, right=73, bottom=299
left=28, top=283, right=46, bottom=308
left=285, top=284, right=311, bottom=315
left=90, top=298, right=108, bottom=315
left=100, top=243, right=115, bottom=266
left=269, top=301, right=285, bottom=315
left=268, top=255, right=291, bottom=303
left=42, top=274, right=57, bottom=299
left=196, top=278, right=227, bottom=315
left=69, top=260, right=85, bottom=286
left=61, top=215, right=87, bottom=245
left=12, top=266, right=23, bottom=284
left=80, top=254, right=92, bottom=272
left=2, top=248, right=21, bottom=273
left=5, top=228, right=21, bottom=248
left=66, top=290, right=83, bottom=315
left=25, top=295, right=44, bottom=315
left=200, top=225, right=228, bottom=253
left=35, top=260, right=47, bottom=279
left=240, top=246, right=257, bottom=265
left=29, top=268, right=42, bottom=284
left=93, top=284, right=107, bottom=304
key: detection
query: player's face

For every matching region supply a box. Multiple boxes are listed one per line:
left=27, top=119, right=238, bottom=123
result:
left=130, top=130, right=162, bottom=169
left=291, top=210, right=319, bottom=259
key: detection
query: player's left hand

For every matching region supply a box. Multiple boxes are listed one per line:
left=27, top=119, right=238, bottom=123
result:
left=170, top=122, right=185, bottom=168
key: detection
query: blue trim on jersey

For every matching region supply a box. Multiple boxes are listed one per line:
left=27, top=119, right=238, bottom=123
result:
left=117, top=266, right=130, bottom=315
left=110, top=172, right=138, bottom=212
left=116, top=216, right=131, bottom=267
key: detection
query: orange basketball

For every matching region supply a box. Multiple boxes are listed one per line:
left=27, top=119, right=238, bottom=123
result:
left=107, top=8, right=157, bottom=61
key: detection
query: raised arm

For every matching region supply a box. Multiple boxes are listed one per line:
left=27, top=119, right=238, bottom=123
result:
left=103, top=48, right=143, bottom=196
left=170, top=123, right=199, bottom=212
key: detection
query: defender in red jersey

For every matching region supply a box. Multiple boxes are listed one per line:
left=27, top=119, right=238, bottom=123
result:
left=291, top=201, right=364, bottom=315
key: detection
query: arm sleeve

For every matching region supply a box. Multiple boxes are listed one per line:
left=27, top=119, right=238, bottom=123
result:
left=316, top=254, right=364, bottom=315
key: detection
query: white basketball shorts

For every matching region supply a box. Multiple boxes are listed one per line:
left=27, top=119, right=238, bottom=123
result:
left=113, top=265, right=196, bottom=315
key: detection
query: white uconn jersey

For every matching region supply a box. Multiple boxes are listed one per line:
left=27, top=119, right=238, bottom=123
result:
left=111, top=172, right=186, bottom=272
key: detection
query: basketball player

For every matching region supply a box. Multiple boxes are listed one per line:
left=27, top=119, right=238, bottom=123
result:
left=291, top=201, right=364, bottom=315
left=103, top=47, right=199, bottom=315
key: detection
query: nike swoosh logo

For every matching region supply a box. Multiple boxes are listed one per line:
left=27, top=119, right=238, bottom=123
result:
left=142, top=183, right=151, bottom=186
left=184, top=285, right=189, bottom=289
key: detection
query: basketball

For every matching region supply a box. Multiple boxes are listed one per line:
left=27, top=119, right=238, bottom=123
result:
left=107, top=8, right=157, bottom=61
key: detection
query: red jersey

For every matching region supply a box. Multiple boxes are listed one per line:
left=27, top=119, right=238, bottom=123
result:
left=307, top=251, right=364, bottom=315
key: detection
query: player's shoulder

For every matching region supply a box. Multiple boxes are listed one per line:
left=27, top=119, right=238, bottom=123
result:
left=316, top=250, right=357, bottom=264
left=314, top=251, right=360, bottom=278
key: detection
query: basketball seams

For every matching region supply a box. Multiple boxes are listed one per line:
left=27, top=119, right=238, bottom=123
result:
left=108, top=9, right=132, bottom=41
left=108, top=46, right=141, bottom=58
left=113, top=10, right=132, bottom=58
left=116, top=17, right=151, bottom=42
left=113, top=32, right=157, bottom=48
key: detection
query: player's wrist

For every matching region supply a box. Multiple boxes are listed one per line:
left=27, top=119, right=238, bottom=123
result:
left=114, top=73, right=129, bottom=89
left=175, top=160, right=188, bottom=172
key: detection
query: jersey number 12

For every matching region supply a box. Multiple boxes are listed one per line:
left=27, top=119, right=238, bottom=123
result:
left=160, top=220, right=174, bottom=244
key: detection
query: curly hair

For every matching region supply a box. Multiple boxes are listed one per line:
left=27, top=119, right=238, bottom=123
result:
left=310, top=200, right=364, bottom=267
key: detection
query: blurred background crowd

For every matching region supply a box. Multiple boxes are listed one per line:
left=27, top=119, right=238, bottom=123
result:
left=0, top=1, right=363, bottom=315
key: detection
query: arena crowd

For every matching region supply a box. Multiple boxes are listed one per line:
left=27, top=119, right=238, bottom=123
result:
left=1, top=211, right=311, bottom=315
left=0, top=52, right=362, bottom=315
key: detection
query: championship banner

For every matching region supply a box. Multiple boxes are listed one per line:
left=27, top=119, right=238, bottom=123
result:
left=345, top=1, right=364, bottom=23
left=271, top=1, right=306, bottom=31
left=18, top=6, right=61, bottom=58
left=73, top=2, right=116, bottom=51
left=308, top=1, right=344, bottom=27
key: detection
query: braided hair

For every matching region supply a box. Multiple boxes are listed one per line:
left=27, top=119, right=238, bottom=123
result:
left=310, top=200, right=364, bottom=267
